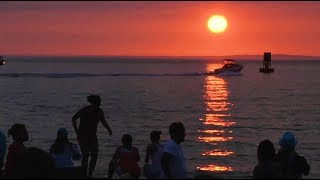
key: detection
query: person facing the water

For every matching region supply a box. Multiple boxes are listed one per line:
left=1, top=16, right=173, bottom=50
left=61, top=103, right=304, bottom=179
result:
left=108, top=134, right=141, bottom=179
left=72, top=95, right=112, bottom=177
left=274, top=131, right=310, bottom=179
left=50, top=128, right=82, bottom=168
left=3, top=124, right=29, bottom=177
left=144, top=130, right=164, bottom=179
left=253, top=139, right=281, bottom=179
left=161, top=122, right=187, bottom=179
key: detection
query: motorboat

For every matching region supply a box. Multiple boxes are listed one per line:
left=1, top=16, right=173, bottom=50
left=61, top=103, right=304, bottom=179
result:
left=206, top=59, right=243, bottom=75
left=0, top=56, right=5, bottom=65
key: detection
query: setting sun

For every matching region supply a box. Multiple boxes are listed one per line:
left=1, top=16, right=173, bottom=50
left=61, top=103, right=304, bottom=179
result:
left=208, top=15, right=228, bottom=34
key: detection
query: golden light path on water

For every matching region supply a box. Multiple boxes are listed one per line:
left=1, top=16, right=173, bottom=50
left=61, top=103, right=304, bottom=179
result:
left=197, top=63, right=235, bottom=172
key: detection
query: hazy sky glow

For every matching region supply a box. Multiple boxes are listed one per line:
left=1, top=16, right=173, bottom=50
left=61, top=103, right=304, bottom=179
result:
left=1, top=1, right=320, bottom=56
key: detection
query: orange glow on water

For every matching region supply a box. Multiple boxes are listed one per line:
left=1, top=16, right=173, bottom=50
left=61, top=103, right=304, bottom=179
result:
left=204, top=113, right=230, bottom=117
left=197, top=63, right=236, bottom=173
left=197, top=165, right=233, bottom=172
left=202, top=149, right=234, bottom=156
left=198, top=136, right=234, bottom=142
left=203, top=121, right=236, bottom=127
left=205, top=101, right=230, bottom=111
left=199, top=130, right=225, bottom=134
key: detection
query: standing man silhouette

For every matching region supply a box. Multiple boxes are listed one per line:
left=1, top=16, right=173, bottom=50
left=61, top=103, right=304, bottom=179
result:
left=72, top=95, right=112, bottom=177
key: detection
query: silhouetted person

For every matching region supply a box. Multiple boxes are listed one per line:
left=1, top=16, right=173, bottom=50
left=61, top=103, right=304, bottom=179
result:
left=253, top=139, right=281, bottom=179
left=50, top=127, right=82, bottom=168
left=0, top=130, right=6, bottom=175
left=11, top=147, right=55, bottom=178
left=108, top=134, right=140, bottom=179
left=144, top=130, right=164, bottom=179
left=72, top=95, right=112, bottom=177
left=161, top=122, right=187, bottom=179
left=3, top=124, right=29, bottom=177
left=275, top=132, right=310, bottom=179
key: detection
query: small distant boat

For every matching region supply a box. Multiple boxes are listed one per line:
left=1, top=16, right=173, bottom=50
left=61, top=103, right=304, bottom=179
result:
left=206, top=59, right=244, bottom=75
left=0, top=56, right=5, bottom=65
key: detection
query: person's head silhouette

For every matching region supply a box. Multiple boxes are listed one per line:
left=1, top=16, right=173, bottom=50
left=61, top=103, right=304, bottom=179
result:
left=87, top=95, right=101, bottom=107
left=122, top=134, right=133, bottom=147
left=257, top=139, right=276, bottom=164
left=8, top=124, right=29, bottom=143
left=169, top=122, right=185, bottom=144
left=279, top=131, right=298, bottom=151
left=150, top=131, right=161, bottom=143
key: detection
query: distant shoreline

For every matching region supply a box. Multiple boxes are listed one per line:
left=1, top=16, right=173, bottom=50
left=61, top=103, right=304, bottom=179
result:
left=2, top=54, right=320, bottom=61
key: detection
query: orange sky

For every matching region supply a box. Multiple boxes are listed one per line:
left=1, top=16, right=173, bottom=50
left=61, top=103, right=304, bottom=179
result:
left=1, top=1, right=320, bottom=56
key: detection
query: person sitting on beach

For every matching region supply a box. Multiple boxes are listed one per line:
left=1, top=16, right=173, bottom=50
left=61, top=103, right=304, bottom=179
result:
left=274, top=131, right=310, bottom=179
left=50, top=127, right=82, bottom=168
left=253, top=139, right=281, bottom=179
left=144, top=130, right=164, bottom=179
left=72, top=94, right=112, bottom=177
left=161, top=122, right=187, bottom=179
left=11, top=147, right=55, bottom=178
left=0, top=130, right=6, bottom=175
left=3, top=124, right=29, bottom=177
left=108, top=134, right=141, bottom=179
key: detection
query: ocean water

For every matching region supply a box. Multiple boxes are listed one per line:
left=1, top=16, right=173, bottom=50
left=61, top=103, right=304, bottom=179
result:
left=0, top=57, right=319, bottom=178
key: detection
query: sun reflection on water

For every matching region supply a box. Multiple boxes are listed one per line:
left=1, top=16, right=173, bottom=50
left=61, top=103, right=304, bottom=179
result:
left=197, top=63, right=236, bottom=173
left=201, top=149, right=234, bottom=156
left=197, top=165, right=233, bottom=172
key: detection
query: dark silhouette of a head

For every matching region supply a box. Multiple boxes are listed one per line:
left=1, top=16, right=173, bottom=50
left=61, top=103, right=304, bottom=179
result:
left=57, top=127, right=68, bottom=139
left=87, top=95, right=101, bottom=107
left=122, top=134, right=132, bottom=146
left=150, top=131, right=161, bottom=143
left=257, top=139, right=276, bottom=164
left=279, top=131, right=298, bottom=151
left=169, top=122, right=185, bottom=144
left=8, top=124, right=29, bottom=142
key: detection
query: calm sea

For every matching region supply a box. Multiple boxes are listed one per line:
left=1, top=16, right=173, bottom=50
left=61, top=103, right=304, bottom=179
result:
left=0, top=57, right=319, bottom=178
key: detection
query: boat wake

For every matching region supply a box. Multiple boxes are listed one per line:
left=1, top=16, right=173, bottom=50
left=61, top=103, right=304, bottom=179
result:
left=0, top=72, right=243, bottom=78
left=214, top=71, right=243, bottom=76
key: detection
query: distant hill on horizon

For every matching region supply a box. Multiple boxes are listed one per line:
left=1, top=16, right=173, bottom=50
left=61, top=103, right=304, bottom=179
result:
left=220, top=54, right=320, bottom=60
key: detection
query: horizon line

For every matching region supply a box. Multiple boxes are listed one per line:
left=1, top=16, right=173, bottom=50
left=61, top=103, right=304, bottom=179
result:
left=3, top=53, right=320, bottom=58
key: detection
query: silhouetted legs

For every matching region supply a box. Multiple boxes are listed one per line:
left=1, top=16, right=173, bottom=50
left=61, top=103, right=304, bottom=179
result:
left=79, top=138, right=99, bottom=177
left=88, top=150, right=98, bottom=177
left=80, top=147, right=89, bottom=177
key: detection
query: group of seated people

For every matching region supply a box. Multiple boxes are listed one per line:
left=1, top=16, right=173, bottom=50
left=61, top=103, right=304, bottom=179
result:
left=0, top=124, right=83, bottom=178
left=0, top=122, right=311, bottom=179
left=0, top=122, right=187, bottom=179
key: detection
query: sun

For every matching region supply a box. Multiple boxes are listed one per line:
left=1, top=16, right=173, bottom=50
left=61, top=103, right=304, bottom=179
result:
left=208, top=15, right=228, bottom=34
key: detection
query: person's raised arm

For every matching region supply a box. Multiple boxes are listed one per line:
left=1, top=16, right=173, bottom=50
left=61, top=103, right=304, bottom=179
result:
left=161, top=152, right=174, bottom=179
left=100, top=109, right=112, bottom=135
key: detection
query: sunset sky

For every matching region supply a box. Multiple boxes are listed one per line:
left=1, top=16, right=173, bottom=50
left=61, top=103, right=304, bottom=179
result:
left=1, top=1, right=320, bottom=57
